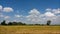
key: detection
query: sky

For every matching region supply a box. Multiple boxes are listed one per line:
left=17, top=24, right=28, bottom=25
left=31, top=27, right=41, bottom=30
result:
left=0, top=0, right=60, bottom=24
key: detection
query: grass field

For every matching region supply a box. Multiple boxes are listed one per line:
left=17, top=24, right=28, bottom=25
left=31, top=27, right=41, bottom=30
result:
left=0, top=25, right=60, bottom=34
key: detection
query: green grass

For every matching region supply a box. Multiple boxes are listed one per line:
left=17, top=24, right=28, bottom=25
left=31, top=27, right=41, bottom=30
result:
left=0, top=25, right=60, bottom=34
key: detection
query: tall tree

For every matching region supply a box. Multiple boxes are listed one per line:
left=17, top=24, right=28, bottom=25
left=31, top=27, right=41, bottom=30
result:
left=47, top=20, right=51, bottom=25
left=8, top=22, right=13, bottom=25
left=1, top=20, right=6, bottom=25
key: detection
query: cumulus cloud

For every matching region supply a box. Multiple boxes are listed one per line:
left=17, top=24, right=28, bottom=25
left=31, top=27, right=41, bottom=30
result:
left=0, top=13, right=10, bottom=19
left=50, top=15, right=60, bottom=25
left=29, top=9, right=40, bottom=15
left=0, top=6, right=60, bottom=24
left=46, top=8, right=60, bottom=14
left=3, top=7, right=13, bottom=12
left=44, top=12, right=55, bottom=17
left=15, top=15, right=22, bottom=18
left=26, top=9, right=41, bottom=24
left=0, top=5, right=13, bottom=12
left=52, top=8, right=60, bottom=14
left=46, top=8, right=52, bottom=12
left=0, top=14, right=4, bottom=17
left=26, top=9, right=41, bottom=22
left=0, top=13, right=4, bottom=17
left=25, top=8, right=59, bottom=24
left=4, top=16, right=10, bottom=19
left=0, top=5, right=3, bottom=11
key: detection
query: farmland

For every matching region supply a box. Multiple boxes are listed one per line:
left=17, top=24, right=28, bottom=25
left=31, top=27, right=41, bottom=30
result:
left=0, top=25, right=60, bottom=34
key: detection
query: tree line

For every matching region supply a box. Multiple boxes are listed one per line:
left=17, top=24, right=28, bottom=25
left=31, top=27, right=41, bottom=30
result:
left=0, top=20, right=51, bottom=25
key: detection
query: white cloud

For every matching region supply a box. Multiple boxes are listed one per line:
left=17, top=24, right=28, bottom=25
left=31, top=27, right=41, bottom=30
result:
left=0, top=5, right=3, bottom=11
left=25, top=8, right=59, bottom=24
left=13, top=20, right=17, bottom=22
left=46, top=8, right=52, bottom=12
left=0, top=13, right=4, bottom=17
left=46, top=8, right=60, bottom=14
left=0, top=5, right=14, bottom=12
left=0, top=13, right=10, bottom=19
left=3, top=7, right=13, bottom=12
left=26, top=9, right=41, bottom=23
left=0, top=7, right=60, bottom=24
left=0, top=14, right=4, bottom=17
left=4, top=16, right=10, bottom=19
left=29, top=9, right=40, bottom=15
left=51, top=15, right=60, bottom=25
left=52, top=8, right=60, bottom=14
left=27, top=9, right=40, bottom=19
left=44, top=12, right=55, bottom=17
left=15, top=15, right=22, bottom=18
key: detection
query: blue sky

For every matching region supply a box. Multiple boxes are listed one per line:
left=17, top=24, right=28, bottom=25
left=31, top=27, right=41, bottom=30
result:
left=0, top=0, right=60, bottom=24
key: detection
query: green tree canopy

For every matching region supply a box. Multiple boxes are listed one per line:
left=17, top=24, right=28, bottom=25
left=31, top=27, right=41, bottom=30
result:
left=1, top=20, right=7, bottom=25
left=47, top=20, right=51, bottom=25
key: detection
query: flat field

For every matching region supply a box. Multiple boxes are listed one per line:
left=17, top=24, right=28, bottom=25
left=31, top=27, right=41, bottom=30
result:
left=0, top=25, right=60, bottom=34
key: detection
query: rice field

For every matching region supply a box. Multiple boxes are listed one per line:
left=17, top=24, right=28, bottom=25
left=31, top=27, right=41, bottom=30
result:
left=0, top=25, right=60, bottom=34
